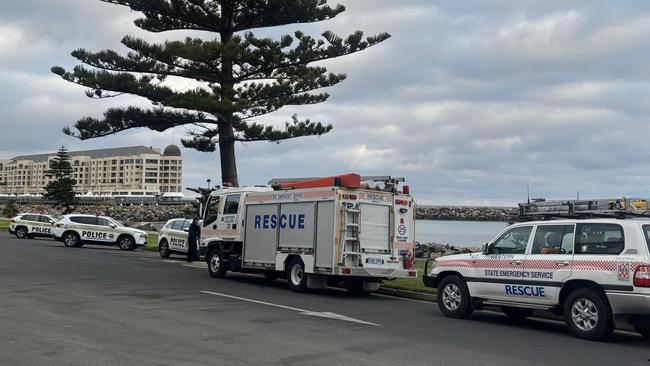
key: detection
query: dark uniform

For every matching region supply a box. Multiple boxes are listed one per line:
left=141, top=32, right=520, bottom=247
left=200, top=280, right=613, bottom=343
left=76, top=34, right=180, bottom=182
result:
left=187, top=219, right=200, bottom=262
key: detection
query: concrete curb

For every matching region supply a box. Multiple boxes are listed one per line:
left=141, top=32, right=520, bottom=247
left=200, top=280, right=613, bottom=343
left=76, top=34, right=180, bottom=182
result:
left=377, top=287, right=436, bottom=302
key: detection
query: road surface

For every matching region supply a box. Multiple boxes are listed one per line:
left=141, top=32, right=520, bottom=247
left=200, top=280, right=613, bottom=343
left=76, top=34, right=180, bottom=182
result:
left=0, top=232, right=648, bottom=365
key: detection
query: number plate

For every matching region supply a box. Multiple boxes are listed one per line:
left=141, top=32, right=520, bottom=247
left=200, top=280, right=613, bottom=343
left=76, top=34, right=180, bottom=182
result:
left=366, top=257, right=384, bottom=265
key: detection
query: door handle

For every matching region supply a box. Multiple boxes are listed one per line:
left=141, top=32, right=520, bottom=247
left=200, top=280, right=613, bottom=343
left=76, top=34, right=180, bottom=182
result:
left=556, top=261, right=571, bottom=267
left=212, top=225, right=217, bottom=230
left=510, top=260, right=522, bottom=266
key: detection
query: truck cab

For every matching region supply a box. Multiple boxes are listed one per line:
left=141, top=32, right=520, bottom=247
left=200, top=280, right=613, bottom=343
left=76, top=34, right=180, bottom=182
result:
left=200, top=186, right=272, bottom=250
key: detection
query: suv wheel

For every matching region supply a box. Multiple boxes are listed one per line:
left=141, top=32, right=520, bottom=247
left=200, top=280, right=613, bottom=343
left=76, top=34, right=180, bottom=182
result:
left=437, top=275, right=473, bottom=318
left=502, top=306, right=535, bottom=321
left=287, top=258, right=308, bottom=292
left=63, top=232, right=80, bottom=248
left=208, top=249, right=227, bottom=278
left=118, top=235, right=136, bottom=251
left=159, top=239, right=171, bottom=258
left=15, top=227, right=28, bottom=239
left=564, top=288, right=613, bottom=340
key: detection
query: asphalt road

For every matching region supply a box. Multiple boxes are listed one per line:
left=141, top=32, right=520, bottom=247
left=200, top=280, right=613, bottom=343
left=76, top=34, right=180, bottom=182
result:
left=1, top=232, right=649, bottom=366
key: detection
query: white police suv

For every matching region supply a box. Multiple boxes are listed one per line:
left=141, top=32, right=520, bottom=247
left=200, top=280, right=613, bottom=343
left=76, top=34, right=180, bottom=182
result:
left=424, top=218, right=650, bottom=340
left=158, top=218, right=190, bottom=258
left=53, top=214, right=148, bottom=250
left=9, top=213, right=59, bottom=239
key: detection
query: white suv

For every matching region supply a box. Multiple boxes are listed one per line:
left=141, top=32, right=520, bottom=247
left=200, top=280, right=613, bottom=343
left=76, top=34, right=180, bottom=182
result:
left=9, top=213, right=59, bottom=239
left=53, top=214, right=148, bottom=250
left=424, top=219, right=650, bottom=340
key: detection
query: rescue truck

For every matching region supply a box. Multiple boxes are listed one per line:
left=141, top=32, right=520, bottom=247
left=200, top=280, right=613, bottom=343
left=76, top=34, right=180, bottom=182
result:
left=424, top=197, right=650, bottom=340
left=9, top=213, right=59, bottom=239
left=200, top=174, right=417, bottom=293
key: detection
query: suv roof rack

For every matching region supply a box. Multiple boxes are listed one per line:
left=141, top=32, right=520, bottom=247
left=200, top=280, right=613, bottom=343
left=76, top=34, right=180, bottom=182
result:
left=518, top=197, right=650, bottom=219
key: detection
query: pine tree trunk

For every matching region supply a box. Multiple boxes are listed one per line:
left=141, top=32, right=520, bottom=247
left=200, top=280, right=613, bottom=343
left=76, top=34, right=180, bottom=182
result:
left=219, top=23, right=239, bottom=187
left=218, top=119, right=238, bottom=187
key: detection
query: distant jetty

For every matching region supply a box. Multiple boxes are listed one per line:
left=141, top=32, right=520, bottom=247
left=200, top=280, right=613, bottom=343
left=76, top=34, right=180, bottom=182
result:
left=416, top=205, right=518, bottom=222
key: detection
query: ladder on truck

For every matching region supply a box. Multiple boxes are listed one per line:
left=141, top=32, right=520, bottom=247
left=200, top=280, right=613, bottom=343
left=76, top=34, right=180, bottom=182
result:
left=340, top=203, right=362, bottom=267
left=519, top=197, right=650, bottom=219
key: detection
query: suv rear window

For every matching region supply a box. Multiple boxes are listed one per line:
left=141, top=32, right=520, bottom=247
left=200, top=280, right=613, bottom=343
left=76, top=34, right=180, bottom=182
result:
left=642, top=225, right=650, bottom=254
left=575, top=223, right=624, bottom=255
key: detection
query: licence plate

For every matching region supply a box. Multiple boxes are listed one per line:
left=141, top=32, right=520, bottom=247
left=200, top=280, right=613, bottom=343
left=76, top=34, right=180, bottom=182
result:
left=366, top=257, right=384, bottom=265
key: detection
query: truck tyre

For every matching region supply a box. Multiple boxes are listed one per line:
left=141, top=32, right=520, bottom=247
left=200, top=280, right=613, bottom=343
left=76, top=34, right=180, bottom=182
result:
left=631, top=317, right=650, bottom=338
left=502, top=307, right=535, bottom=321
left=63, top=232, right=80, bottom=248
left=15, top=226, right=28, bottom=239
left=159, top=239, right=171, bottom=258
left=263, top=271, right=279, bottom=281
left=437, top=275, right=473, bottom=319
left=564, top=288, right=613, bottom=340
left=344, top=279, right=370, bottom=295
left=287, top=258, right=308, bottom=292
left=117, top=235, right=136, bottom=251
left=208, top=249, right=227, bottom=278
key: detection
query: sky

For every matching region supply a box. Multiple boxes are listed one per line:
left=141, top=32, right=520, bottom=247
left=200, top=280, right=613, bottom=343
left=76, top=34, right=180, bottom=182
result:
left=1, top=0, right=650, bottom=205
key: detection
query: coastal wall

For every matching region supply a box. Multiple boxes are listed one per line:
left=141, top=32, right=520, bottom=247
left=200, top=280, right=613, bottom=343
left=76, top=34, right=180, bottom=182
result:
left=3, top=203, right=519, bottom=223
left=415, top=205, right=518, bottom=222
left=1, top=203, right=197, bottom=225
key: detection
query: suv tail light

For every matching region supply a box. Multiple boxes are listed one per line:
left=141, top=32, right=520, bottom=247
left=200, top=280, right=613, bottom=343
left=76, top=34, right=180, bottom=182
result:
left=634, top=265, right=650, bottom=287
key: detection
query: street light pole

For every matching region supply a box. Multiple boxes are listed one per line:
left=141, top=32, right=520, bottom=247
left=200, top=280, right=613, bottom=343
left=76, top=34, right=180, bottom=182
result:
left=206, top=179, right=211, bottom=189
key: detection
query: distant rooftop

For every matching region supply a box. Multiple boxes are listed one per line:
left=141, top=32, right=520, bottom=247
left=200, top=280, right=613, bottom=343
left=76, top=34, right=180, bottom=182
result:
left=7, top=146, right=166, bottom=162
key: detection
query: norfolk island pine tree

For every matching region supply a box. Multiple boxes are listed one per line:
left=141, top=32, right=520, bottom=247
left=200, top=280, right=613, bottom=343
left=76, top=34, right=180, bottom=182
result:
left=52, top=0, right=390, bottom=186
left=44, top=146, right=78, bottom=213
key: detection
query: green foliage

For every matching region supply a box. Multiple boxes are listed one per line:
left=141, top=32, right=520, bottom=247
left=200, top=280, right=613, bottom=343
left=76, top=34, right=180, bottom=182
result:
left=44, top=146, right=77, bottom=213
left=2, top=200, right=19, bottom=218
left=53, top=1, right=390, bottom=186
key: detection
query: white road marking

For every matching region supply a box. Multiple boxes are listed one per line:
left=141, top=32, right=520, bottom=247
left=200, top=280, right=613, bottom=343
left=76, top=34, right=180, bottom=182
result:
left=200, top=290, right=381, bottom=327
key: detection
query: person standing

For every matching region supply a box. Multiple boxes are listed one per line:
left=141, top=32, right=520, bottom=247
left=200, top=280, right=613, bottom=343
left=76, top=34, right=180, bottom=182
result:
left=186, top=218, right=200, bottom=262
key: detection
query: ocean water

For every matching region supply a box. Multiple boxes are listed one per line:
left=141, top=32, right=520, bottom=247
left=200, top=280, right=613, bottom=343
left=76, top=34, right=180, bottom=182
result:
left=415, top=220, right=509, bottom=247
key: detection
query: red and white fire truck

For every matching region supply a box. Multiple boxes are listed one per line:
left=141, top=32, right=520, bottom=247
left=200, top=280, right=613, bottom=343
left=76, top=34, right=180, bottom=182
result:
left=199, top=174, right=417, bottom=293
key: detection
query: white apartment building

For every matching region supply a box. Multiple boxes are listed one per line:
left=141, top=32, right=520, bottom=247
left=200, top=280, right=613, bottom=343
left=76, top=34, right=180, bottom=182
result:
left=0, top=145, right=183, bottom=196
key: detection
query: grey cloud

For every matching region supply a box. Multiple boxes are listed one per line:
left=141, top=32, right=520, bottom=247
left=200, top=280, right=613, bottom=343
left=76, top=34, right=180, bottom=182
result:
left=1, top=0, right=650, bottom=205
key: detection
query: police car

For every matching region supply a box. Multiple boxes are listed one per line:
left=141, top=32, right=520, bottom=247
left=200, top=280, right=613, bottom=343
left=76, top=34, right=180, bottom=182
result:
left=157, top=218, right=200, bottom=258
left=9, top=213, right=59, bottom=239
left=53, top=214, right=148, bottom=250
left=424, top=218, right=650, bottom=340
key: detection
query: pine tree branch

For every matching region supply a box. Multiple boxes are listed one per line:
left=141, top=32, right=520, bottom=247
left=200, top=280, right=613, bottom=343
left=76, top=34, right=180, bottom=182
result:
left=63, top=107, right=217, bottom=139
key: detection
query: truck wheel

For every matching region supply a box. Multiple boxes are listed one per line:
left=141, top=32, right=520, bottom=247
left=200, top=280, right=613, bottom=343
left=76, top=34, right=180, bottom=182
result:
left=631, top=317, right=650, bottom=338
left=263, top=271, right=279, bottom=281
left=437, top=275, right=473, bottom=319
left=287, top=258, right=308, bottom=292
left=564, top=288, right=613, bottom=340
left=117, top=235, right=136, bottom=251
left=208, top=250, right=227, bottom=278
left=15, top=227, right=28, bottom=239
left=502, top=307, right=535, bottom=321
left=159, top=239, right=171, bottom=258
left=63, top=232, right=80, bottom=248
left=344, top=279, right=370, bottom=295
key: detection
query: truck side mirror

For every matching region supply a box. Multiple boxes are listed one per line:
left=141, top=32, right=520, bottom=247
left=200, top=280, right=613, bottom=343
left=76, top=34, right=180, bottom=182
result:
left=482, top=243, right=490, bottom=254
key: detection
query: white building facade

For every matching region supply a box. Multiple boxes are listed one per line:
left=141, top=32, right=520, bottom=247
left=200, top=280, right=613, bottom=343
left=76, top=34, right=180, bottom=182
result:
left=0, top=145, right=183, bottom=196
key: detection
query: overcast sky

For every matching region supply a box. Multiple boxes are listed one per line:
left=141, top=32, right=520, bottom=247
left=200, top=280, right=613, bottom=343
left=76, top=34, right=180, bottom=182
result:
left=1, top=0, right=650, bottom=205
